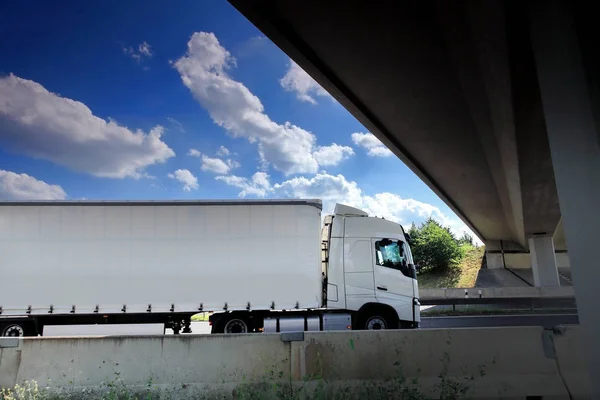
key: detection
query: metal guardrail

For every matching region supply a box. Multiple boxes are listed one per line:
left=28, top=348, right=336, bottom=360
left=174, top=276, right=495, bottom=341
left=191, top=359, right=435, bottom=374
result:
left=420, top=296, right=577, bottom=311
left=419, top=287, right=577, bottom=311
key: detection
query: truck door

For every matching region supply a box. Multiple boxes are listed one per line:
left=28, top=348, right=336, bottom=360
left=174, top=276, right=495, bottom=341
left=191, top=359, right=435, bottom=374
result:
left=372, top=238, right=415, bottom=321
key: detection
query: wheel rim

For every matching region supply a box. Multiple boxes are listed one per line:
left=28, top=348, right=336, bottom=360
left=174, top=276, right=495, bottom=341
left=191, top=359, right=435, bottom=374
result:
left=2, top=324, right=25, bottom=337
left=365, top=316, right=387, bottom=330
left=224, top=319, right=248, bottom=334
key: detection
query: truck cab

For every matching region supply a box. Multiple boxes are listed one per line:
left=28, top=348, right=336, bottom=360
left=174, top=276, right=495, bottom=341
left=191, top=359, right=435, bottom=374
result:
left=322, top=204, right=420, bottom=329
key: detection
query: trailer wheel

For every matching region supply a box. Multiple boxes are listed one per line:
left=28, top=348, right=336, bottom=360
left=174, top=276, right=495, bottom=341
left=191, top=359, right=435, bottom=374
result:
left=223, top=317, right=249, bottom=334
left=0, top=322, right=31, bottom=337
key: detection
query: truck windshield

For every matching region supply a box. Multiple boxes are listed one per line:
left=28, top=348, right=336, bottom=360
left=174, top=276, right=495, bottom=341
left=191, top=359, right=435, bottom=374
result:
left=375, top=240, right=414, bottom=278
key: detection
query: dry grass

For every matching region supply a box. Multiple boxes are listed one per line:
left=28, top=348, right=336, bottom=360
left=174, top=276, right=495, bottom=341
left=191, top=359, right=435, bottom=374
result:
left=417, top=246, right=485, bottom=289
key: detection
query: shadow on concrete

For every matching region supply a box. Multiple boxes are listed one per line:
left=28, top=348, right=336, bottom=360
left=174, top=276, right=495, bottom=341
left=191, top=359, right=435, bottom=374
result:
left=507, top=268, right=573, bottom=287
left=474, top=269, right=531, bottom=288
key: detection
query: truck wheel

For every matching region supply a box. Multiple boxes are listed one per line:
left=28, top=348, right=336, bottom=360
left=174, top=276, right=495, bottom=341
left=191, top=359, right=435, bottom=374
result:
left=223, top=317, right=249, bottom=334
left=365, top=316, right=388, bottom=330
left=358, top=309, right=398, bottom=330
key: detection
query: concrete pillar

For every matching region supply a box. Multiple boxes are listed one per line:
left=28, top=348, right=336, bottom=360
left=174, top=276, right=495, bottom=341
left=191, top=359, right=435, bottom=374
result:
left=528, top=236, right=560, bottom=287
left=531, top=0, right=600, bottom=397
left=484, top=240, right=504, bottom=269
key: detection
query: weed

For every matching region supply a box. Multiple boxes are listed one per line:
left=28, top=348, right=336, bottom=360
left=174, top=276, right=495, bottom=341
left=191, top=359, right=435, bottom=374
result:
left=1, top=350, right=481, bottom=400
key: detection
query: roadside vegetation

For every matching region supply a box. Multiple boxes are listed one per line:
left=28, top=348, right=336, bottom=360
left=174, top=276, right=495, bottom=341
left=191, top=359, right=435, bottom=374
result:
left=0, top=351, right=480, bottom=400
left=410, top=218, right=484, bottom=289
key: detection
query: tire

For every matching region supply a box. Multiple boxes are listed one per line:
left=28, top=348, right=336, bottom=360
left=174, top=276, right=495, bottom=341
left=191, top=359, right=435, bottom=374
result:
left=223, top=317, right=250, bottom=334
left=0, top=322, right=32, bottom=337
left=358, top=309, right=399, bottom=330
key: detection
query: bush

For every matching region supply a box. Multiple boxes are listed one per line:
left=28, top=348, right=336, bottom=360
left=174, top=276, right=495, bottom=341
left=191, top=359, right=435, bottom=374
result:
left=409, top=218, right=463, bottom=272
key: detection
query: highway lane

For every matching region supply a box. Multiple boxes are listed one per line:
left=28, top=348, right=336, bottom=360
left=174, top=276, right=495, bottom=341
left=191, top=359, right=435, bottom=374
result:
left=183, top=313, right=579, bottom=334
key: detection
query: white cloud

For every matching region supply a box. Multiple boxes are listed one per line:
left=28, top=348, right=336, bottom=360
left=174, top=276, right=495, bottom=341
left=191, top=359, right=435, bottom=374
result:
left=272, top=173, right=363, bottom=211
left=216, top=172, right=271, bottom=197
left=217, top=171, right=476, bottom=239
left=0, top=74, right=175, bottom=178
left=313, top=144, right=354, bottom=167
left=351, top=132, right=393, bottom=157
left=0, top=170, right=67, bottom=200
left=227, top=159, right=241, bottom=169
left=168, top=169, right=198, bottom=191
left=201, top=155, right=233, bottom=174
left=189, top=147, right=240, bottom=174
left=216, top=146, right=230, bottom=157
left=138, top=41, right=152, bottom=57
left=174, top=32, right=351, bottom=175
left=123, top=41, right=153, bottom=62
left=279, top=59, right=332, bottom=104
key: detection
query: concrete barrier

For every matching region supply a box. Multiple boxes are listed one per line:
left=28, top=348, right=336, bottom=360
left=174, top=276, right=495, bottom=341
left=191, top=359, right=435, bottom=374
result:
left=540, top=286, right=576, bottom=298
left=0, top=327, right=590, bottom=399
left=293, top=327, right=569, bottom=399
left=553, top=325, right=591, bottom=399
left=0, top=334, right=291, bottom=398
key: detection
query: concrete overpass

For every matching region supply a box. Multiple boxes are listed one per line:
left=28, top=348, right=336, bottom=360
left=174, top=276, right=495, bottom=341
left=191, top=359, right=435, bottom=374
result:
left=228, top=0, right=600, bottom=395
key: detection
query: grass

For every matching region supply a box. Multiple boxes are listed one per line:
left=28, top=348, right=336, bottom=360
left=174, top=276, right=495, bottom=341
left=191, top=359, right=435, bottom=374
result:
left=417, top=245, right=485, bottom=289
left=0, top=352, right=478, bottom=400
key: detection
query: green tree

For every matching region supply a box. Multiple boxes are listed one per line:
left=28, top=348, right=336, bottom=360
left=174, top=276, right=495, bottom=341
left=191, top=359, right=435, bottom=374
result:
left=411, top=218, right=463, bottom=272
left=458, top=232, right=474, bottom=246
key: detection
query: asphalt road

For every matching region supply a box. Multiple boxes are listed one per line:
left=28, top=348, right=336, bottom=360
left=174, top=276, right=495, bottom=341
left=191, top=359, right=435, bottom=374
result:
left=182, top=313, right=579, bottom=334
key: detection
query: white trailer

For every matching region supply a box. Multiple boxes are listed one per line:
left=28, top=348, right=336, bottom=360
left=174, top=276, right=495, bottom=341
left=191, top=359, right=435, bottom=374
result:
left=0, top=200, right=420, bottom=336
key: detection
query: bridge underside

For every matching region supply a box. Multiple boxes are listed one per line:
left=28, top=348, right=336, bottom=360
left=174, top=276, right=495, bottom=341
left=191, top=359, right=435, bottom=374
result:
left=229, top=0, right=600, bottom=285
left=230, top=0, right=567, bottom=244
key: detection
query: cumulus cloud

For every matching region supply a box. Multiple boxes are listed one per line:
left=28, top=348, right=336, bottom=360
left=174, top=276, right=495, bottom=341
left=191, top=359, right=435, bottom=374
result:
left=279, top=59, right=332, bottom=104
left=168, top=169, right=198, bottom=191
left=0, top=74, right=175, bottom=178
left=189, top=146, right=240, bottom=174
left=216, top=146, right=230, bottom=157
left=216, top=172, right=271, bottom=197
left=174, top=32, right=351, bottom=175
left=313, top=144, right=354, bottom=167
left=351, top=132, right=393, bottom=157
left=0, top=170, right=67, bottom=200
left=201, top=154, right=239, bottom=174
left=216, top=171, right=475, bottom=238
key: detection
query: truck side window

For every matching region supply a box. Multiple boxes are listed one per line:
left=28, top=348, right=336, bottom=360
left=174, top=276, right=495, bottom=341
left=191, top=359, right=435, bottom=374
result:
left=374, top=240, right=411, bottom=278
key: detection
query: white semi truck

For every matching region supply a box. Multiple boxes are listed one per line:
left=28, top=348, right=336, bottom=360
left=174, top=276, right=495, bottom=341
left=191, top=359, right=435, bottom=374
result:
left=0, top=200, right=420, bottom=337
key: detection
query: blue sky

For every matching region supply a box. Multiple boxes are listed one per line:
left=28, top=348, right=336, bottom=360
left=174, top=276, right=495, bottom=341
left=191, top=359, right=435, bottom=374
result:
left=0, top=0, right=475, bottom=238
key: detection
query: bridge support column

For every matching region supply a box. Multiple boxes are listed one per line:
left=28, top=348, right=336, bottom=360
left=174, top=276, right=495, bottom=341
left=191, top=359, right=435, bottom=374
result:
left=528, top=236, right=560, bottom=287
left=532, top=0, right=600, bottom=396
left=484, top=240, right=504, bottom=269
